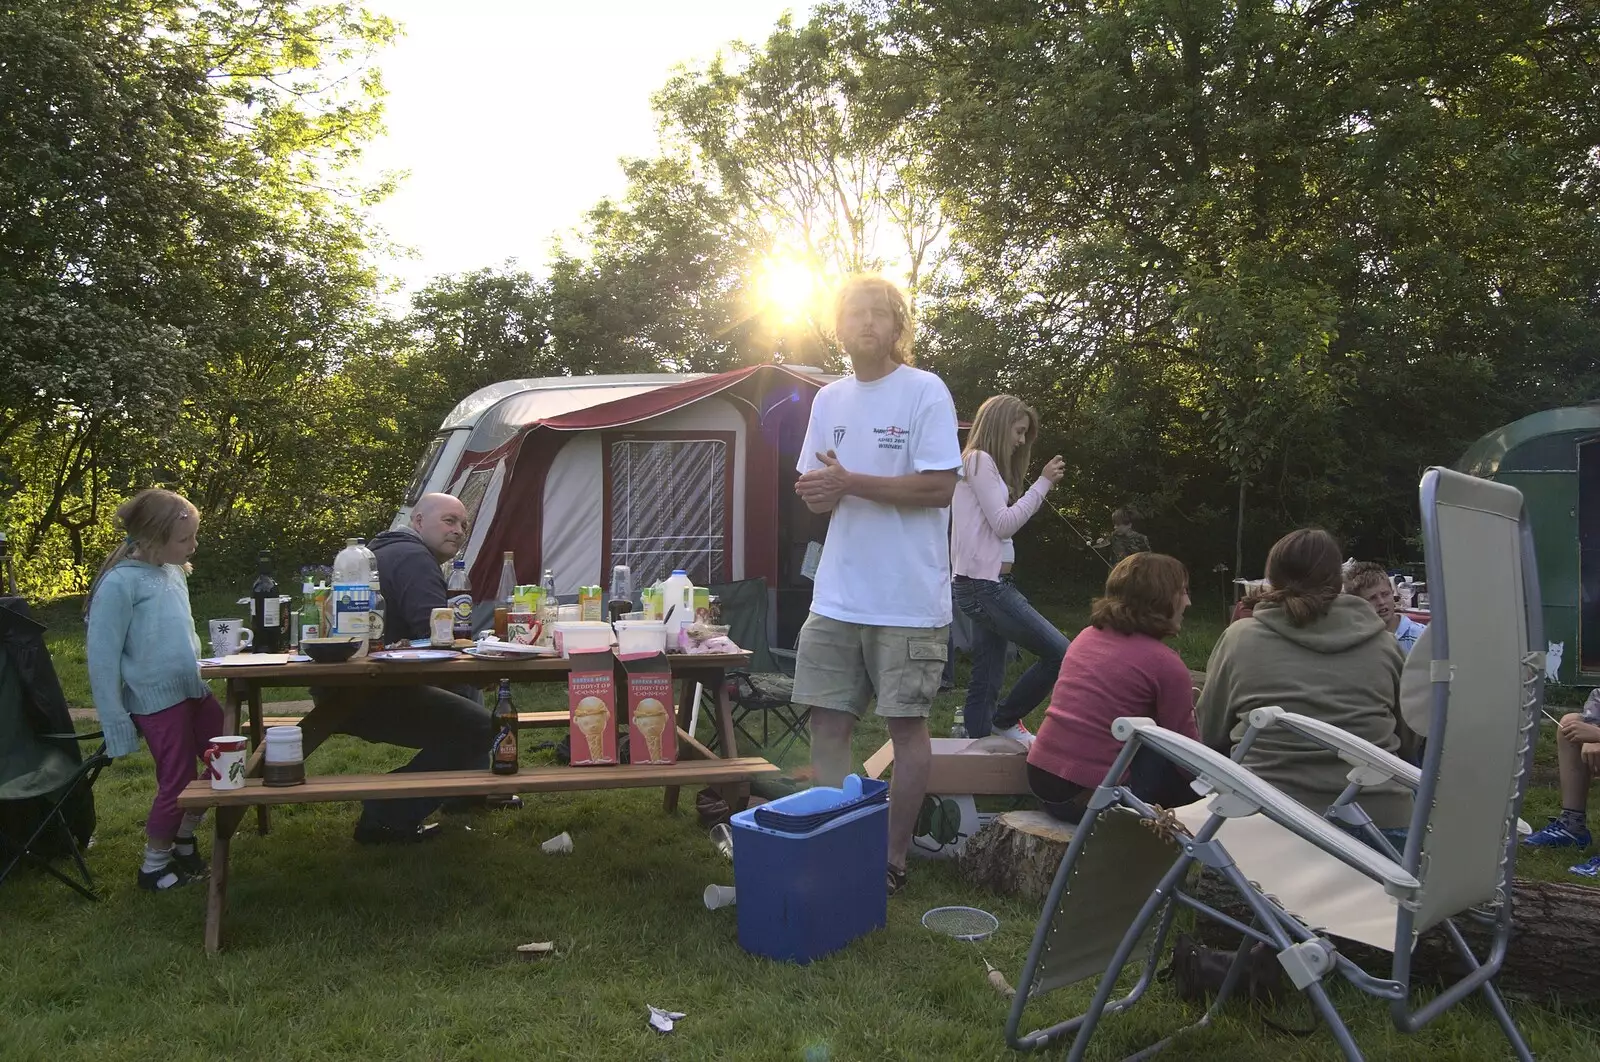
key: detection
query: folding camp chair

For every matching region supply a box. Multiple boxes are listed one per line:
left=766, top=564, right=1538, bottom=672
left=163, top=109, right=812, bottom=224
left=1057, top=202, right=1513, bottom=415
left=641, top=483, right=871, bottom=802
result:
left=0, top=649, right=109, bottom=902
left=1006, top=467, right=1540, bottom=1061
left=706, top=578, right=810, bottom=761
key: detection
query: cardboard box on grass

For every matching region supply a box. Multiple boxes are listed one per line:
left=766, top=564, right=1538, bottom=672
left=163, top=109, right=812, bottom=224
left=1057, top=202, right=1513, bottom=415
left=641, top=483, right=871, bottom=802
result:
left=567, top=649, right=617, bottom=766
left=621, top=650, right=676, bottom=764
left=864, top=735, right=1029, bottom=860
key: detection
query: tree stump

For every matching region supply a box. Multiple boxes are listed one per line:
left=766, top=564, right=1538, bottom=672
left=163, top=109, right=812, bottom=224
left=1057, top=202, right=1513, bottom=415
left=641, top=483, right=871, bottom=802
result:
left=1186, top=869, right=1600, bottom=1002
left=958, top=810, right=1075, bottom=900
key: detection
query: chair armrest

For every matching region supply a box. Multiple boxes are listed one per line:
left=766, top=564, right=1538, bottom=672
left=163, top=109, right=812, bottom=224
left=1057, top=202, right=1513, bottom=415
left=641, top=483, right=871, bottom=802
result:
left=1111, top=717, right=1421, bottom=901
left=1247, top=706, right=1421, bottom=791
left=40, top=730, right=104, bottom=743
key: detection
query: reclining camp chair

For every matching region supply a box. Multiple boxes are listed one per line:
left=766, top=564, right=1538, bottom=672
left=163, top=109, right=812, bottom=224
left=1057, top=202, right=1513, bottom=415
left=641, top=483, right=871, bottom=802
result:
left=1005, top=467, right=1540, bottom=1061
left=708, top=578, right=809, bottom=760
left=0, top=599, right=109, bottom=901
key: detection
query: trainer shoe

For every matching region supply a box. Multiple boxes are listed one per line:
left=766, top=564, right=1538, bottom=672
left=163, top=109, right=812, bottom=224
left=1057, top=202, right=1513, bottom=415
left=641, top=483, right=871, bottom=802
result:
left=1571, top=854, right=1600, bottom=879
left=992, top=722, right=1036, bottom=748
left=1522, top=817, right=1591, bottom=849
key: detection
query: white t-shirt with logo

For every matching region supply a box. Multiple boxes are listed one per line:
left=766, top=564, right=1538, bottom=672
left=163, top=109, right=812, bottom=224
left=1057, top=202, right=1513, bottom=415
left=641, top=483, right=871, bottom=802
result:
left=799, top=364, right=963, bottom=628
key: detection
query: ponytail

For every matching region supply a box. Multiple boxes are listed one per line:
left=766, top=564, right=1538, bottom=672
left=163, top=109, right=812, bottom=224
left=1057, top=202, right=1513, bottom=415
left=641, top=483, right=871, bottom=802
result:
left=1255, top=584, right=1338, bottom=627
left=84, top=541, right=135, bottom=620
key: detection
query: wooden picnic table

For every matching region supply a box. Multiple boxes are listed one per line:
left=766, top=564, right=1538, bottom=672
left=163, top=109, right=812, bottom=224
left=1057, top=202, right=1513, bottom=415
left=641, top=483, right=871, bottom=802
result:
left=181, top=650, right=772, bottom=953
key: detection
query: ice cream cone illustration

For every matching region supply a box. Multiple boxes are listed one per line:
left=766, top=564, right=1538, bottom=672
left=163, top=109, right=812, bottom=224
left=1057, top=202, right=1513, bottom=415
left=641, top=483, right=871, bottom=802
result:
left=573, top=696, right=610, bottom=763
left=633, top=697, right=669, bottom=762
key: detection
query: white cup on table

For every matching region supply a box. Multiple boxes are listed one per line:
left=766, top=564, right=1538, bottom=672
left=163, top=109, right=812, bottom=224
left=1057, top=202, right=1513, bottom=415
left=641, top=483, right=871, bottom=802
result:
left=208, top=619, right=253, bottom=657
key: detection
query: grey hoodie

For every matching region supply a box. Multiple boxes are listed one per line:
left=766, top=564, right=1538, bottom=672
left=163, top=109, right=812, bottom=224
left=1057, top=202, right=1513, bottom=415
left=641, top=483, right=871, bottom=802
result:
left=1196, top=595, right=1413, bottom=829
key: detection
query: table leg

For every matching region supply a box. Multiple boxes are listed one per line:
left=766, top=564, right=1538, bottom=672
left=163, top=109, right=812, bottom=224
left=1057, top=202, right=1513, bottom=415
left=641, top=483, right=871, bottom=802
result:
left=711, top=675, right=750, bottom=812
left=222, top=678, right=244, bottom=734
left=204, top=805, right=245, bottom=955
left=662, top=675, right=699, bottom=813
left=246, top=685, right=270, bottom=835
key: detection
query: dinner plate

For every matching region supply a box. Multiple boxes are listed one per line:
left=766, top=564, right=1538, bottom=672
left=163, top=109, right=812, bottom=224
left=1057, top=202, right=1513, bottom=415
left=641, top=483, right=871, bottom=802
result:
left=368, top=649, right=458, bottom=662
left=202, top=654, right=294, bottom=667
left=464, top=642, right=558, bottom=658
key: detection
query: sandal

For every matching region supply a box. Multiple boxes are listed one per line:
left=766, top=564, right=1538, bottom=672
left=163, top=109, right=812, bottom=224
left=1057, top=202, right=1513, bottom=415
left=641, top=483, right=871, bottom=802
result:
left=887, top=864, right=908, bottom=896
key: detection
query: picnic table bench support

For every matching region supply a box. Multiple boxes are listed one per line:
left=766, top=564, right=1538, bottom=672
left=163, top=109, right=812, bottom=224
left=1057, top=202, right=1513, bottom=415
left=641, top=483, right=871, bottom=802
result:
left=663, top=670, right=749, bottom=815
left=204, top=805, right=244, bottom=955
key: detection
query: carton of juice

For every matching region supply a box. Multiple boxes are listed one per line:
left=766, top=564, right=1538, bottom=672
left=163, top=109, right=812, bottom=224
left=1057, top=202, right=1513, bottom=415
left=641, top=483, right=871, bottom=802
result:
left=567, top=650, right=617, bottom=766
left=579, top=585, right=603, bottom=622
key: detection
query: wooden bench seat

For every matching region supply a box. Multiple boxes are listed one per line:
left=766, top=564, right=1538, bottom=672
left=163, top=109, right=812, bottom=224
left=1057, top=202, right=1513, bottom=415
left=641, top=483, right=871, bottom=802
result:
left=244, top=710, right=571, bottom=732
left=178, top=757, right=780, bottom=810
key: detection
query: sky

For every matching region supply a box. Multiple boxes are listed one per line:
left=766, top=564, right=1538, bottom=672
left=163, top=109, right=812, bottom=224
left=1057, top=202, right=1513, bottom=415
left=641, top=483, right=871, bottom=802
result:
left=350, top=1, right=811, bottom=295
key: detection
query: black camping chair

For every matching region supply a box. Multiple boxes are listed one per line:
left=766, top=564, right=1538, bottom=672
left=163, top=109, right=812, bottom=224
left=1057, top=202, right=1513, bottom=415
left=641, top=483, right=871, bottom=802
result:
left=706, top=578, right=810, bottom=762
left=0, top=598, right=108, bottom=900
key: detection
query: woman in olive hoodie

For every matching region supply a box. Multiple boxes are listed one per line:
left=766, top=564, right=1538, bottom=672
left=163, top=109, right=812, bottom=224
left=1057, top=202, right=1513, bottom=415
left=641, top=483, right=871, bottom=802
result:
left=1196, top=529, right=1413, bottom=830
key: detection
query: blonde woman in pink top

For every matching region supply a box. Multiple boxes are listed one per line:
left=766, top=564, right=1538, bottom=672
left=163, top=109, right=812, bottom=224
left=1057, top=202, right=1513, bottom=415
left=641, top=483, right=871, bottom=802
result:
left=950, top=395, right=1067, bottom=745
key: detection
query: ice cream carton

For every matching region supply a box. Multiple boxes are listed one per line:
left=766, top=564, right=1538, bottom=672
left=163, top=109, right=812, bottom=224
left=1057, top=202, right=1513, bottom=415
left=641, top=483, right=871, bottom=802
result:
left=622, top=653, right=676, bottom=765
left=567, top=650, right=617, bottom=766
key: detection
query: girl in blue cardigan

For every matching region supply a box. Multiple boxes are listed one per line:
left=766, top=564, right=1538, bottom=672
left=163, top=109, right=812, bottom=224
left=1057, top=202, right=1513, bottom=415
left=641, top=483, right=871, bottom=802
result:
left=86, top=489, right=219, bottom=891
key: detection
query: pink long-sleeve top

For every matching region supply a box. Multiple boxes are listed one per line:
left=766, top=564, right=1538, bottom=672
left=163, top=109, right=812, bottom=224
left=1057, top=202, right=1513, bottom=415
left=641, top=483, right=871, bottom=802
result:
left=949, top=450, right=1053, bottom=580
left=1027, top=625, right=1201, bottom=788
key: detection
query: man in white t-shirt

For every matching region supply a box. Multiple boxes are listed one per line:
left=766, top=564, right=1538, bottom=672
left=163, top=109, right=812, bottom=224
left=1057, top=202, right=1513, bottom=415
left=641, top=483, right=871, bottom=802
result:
left=792, top=275, right=963, bottom=896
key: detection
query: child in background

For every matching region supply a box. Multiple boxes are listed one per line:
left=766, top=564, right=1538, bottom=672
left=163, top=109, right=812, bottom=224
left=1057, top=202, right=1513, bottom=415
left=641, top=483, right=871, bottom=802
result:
left=86, top=489, right=219, bottom=891
left=1095, top=507, right=1151, bottom=563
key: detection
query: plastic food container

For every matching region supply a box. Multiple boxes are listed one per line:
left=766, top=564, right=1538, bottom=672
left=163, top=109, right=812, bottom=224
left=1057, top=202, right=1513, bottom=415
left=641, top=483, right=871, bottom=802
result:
left=614, top=620, right=667, bottom=656
left=552, top=621, right=614, bottom=656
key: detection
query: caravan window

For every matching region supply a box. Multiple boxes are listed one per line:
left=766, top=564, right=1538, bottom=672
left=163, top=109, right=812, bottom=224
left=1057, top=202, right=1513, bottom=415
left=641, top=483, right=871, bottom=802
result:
left=605, top=434, right=733, bottom=589
left=404, top=434, right=449, bottom=506
left=454, top=467, right=495, bottom=560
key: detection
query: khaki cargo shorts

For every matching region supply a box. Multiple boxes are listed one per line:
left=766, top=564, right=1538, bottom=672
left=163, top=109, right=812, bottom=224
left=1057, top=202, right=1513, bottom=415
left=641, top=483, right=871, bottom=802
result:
left=790, top=612, right=950, bottom=719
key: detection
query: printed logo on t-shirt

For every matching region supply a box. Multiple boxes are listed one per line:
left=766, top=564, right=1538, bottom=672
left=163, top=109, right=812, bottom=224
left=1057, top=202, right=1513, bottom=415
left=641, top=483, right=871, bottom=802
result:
left=873, top=425, right=909, bottom=450
left=832, top=425, right=847, bottom=448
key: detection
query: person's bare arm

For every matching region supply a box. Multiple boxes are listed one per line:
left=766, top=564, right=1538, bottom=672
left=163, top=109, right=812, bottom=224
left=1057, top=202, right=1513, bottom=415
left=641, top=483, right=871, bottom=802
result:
left=844, top=468, right=958, bottom=508
left=796, top=450, right=956, bottom=510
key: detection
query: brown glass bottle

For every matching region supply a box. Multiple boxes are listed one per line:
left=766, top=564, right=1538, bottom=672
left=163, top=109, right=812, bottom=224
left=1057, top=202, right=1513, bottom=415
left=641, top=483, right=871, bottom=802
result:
left=491, top=679, right=519, bottom=775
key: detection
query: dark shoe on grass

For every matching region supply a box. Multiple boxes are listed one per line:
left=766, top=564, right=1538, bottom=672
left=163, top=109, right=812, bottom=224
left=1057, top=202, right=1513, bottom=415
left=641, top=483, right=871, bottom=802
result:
left=887, top=863, right=908, bottom=896
left=168, top=843, right=208, bottom=879
left=353, top=821, right=443, bottom=845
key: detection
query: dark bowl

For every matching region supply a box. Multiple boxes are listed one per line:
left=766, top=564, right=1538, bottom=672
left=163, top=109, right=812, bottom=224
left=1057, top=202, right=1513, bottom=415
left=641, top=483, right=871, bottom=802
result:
left=300, top=637, right=361, bottom=664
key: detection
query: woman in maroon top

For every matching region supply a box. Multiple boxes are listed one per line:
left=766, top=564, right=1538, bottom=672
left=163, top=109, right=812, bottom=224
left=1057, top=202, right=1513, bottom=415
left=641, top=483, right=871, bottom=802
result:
left=1026, top=552, right=1202, bottom=823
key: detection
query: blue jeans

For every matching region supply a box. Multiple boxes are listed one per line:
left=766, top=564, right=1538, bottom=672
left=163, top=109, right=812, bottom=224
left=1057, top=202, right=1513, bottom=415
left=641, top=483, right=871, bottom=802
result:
left=953, top=575, right=1070, bottom=738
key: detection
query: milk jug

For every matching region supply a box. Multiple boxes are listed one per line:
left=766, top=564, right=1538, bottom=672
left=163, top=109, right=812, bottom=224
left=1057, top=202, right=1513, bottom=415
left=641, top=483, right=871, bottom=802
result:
left=332, top=538, right=373, bottom=659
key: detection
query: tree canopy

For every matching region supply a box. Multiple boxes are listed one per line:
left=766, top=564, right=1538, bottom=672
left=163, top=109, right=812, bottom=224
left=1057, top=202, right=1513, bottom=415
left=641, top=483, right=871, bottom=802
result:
left=5, top=0, right=1598, bottom=596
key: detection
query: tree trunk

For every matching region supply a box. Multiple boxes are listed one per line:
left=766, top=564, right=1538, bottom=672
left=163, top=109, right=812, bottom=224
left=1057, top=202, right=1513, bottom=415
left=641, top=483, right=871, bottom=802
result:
left=1186, top=868, right=1600, bottom=1003
left=959, top=814, right=1600, bottom=1002
left=958, top=811, right=1075, bottom=901
left=1234, top=477, right=1246, bottom=583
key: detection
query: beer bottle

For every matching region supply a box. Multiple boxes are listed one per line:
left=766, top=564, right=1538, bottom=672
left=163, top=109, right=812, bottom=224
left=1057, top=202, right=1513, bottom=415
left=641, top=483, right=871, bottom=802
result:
left=491, top=679, right=519, bottom=775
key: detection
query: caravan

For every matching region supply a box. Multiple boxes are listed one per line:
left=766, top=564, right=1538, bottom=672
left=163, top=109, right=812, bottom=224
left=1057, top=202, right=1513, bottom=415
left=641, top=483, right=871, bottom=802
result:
left=397, top=365, right=839, bottom=649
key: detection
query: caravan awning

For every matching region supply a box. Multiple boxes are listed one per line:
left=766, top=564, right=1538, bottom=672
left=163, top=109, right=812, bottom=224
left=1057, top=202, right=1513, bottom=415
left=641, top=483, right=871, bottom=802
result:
left=537, top=364, right=832, bottom=432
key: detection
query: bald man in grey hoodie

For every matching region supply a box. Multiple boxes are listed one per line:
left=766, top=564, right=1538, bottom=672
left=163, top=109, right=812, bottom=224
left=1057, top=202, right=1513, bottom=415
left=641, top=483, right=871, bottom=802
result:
left=299, top=494, right=494, bottom=844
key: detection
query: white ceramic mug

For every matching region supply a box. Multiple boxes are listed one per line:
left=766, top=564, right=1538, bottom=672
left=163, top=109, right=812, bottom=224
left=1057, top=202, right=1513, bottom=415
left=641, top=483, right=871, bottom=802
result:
left=203, top=735, right=248, bottom=790
left=208, top=619, right=254, bottom=657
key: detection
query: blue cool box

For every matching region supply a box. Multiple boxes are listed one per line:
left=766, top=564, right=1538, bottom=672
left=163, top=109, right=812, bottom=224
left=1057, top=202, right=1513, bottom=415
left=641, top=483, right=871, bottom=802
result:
left=730, top=776, right=888, bottom=964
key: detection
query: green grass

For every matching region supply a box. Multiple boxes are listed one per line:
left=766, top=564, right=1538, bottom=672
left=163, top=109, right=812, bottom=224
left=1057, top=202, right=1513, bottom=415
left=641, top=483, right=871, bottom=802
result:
left=4, top=593, right=1599, bottom=1061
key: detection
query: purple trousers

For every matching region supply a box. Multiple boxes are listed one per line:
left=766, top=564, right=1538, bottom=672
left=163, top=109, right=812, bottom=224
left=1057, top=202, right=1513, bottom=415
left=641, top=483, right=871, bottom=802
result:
left=132, top=693, right=224, bottom=840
